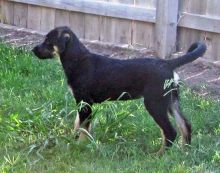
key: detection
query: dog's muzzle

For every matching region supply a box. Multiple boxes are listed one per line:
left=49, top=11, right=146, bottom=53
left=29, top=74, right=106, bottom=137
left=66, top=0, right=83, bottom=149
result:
left=32, top=45, right=54, bottom=59
left=32, top=46, right=38, bottom=55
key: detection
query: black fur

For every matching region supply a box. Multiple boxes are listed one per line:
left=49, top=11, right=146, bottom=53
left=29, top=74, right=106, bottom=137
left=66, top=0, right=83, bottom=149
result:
left=32, top=26, right=207, bottom=152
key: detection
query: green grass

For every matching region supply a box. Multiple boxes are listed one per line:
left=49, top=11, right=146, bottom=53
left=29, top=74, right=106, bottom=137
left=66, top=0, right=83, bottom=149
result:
left=0, top=43, right=220, bottom=173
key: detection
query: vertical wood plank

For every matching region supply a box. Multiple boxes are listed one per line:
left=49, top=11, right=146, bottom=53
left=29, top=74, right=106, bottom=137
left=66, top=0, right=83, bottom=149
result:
left=41, top=7, right=55, bottom=32
left=210, top=35, right=220, bottom=60
left=206, top=0, right=220, bottom=17
left=84, top=14, right=100, bottom=41
left=204, top=0, right=220, bottom=60
left=69, top=12, right=85, bottom=39
left=84, top=0, right=107, bottom=41
left=27, top=5, right=41, bottom=30
left=202, top=33, right=220, bottom=60
left=1, top=1, right=14, bottom=25
left=178, top=0, right=187, bottom=12
left=179, top=0, right=207, bottom=14
left=133, top=0, right=155, bottom=48
left=155, top=0, right=179, bottom=58
left=101, top=0, right=133, bottom=45
left=111, top=0, right=133, bottom=4
left=100, top=0, right=113, bottom=43
left=136, top=0, right=156, bottom=8
left=100, top=17, right=115, bottom=43
left=0, top=0, right=2, bottom=22
left=188, top=0, right=207, bottom=14
left=177, top=28, right=201, bottom=51
left=100, top=16, right=132, bottom=45
left=55, top=9, right=70, bottom=27
left=132, top=21, right=155, bottom=48
left=114, top=18, right=132, bottom=44
left=178, top=0, right=207, bottom=56
left=177, top=0, right=203, bottom=51
left=135, top=0, right=147, bottom=7
left=13, top=3, right=28, bottom=27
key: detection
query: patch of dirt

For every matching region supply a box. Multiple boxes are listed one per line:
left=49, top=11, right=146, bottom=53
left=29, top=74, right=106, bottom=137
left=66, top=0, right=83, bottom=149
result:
left=178, top=62, right=220, bottom=100
left=1, top=26, right=220, bottom=101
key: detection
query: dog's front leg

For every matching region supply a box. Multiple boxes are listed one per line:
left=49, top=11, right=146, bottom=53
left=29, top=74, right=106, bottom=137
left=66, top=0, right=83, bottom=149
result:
left=74, top=103, right=92, bottom=141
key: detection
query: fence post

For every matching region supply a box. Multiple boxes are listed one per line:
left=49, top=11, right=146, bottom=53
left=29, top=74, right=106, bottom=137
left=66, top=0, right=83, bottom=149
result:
left=155, top=0, right=179, bottom=59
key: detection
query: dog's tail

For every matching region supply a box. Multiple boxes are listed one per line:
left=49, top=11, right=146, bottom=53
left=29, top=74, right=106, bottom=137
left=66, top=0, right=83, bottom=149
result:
left=167, top=42, right=207, bottom=69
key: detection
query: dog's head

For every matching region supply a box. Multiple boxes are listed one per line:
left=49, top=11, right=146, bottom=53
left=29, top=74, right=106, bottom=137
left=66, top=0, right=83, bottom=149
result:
left=32, top=26, right=71, bottom=59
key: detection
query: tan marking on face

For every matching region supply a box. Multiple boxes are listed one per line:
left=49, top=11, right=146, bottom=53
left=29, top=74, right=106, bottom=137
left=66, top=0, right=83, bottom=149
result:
left=53, top=45, right=59, bottom=56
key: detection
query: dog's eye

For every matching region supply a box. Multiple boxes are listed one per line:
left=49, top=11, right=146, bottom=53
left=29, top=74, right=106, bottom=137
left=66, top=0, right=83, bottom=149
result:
left=45, top=41, right=53, bottom=47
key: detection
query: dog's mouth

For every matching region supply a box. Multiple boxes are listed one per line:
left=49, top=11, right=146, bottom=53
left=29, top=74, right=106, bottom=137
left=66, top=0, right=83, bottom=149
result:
left=32, top=45, right=54, bottom=59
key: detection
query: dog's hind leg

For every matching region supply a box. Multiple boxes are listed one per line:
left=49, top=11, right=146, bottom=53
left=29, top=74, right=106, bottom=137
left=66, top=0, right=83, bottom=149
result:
left=169, top=98, right=191, bottom=145
left=144, top=98, right=177, bottom=153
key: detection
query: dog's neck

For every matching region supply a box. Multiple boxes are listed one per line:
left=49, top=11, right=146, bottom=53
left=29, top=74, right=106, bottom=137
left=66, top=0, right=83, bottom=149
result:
left=62, top=33, right=89, bottom=55
left=59, top=34, right=91, bottom=83
left=60, top=33, right=89, bottom=62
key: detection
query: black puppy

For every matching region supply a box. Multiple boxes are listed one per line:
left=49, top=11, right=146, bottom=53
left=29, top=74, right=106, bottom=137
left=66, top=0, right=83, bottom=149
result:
left=32, top=26, right=206, bottom=153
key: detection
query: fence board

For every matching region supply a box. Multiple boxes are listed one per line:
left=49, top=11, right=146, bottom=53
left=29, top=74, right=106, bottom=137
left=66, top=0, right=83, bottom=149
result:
left=178, top=0, right=220, bottom=60
left=100, top=16, right=114, bottom=43
left=210, top=35, right=220, bottom=60
left=100, top=0, right=133, bottom=44
left=132, top=0, right=155, bottom=48
left=135, top=0, right=156, bottom=8
left=83, top=0, right=109, bottom=41
left=55, top=9, right=70, bottom=27
left=177, top=28, right=201, bottom=51
left=8, top=0, right=156, bottom=23
left=110, top=0, right=133, bottom=4
left=13, top=2, right=28, bottom=27
left=132, top=21, right=154, bottom=48
left=27, top=5, right=41, bottom=30
left=100, top=0, right=112, bottom=43
left=0, top=0, right=2, bottom=22
left=203, top=33, right=220, bottom=60
left=108, top=0, right=132, bottom=45
left=1, top=1, right=14, bottom=25
left=84, top=14, right=100, bottom=41
left=205, top=0, right=220, bottom=60
left=180, top=0, right=207, bottom=14
left=114, top=18, right=132, bottom=44
left=206, top=0, right=220, bottom=17
left=69, top=12, right=85, bottom=39
left=178, top=13, right=220, bottom=34
left=40, top=7, right=55, bottom=32
left=155, top=0, right=178, bottom=58
left=178, top=0, right=207, bottom=57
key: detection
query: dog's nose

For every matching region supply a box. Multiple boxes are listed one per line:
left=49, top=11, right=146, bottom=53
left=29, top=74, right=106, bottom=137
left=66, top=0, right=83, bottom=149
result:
left=32, top=46, right=38, bottom=54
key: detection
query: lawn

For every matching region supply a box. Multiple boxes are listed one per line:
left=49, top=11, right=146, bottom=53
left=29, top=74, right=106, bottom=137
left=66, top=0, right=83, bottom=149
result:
left=0, top=43, right=220, bottom=173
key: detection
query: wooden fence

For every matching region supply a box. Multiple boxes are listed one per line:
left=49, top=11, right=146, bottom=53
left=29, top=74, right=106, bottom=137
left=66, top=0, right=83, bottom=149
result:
left=0, top=0, right=220, bottom=61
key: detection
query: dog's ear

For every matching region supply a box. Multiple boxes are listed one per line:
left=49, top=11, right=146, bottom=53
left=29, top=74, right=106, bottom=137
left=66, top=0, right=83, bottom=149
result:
left=58, top=32, right=71, bottom=54
left=63, top=33, right=70, bottom=42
